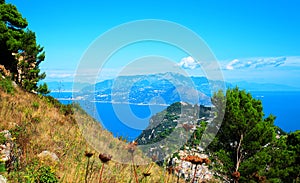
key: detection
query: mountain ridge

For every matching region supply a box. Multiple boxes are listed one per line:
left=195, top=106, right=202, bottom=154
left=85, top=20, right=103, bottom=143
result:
left=74, top=72, right=229, bottom=106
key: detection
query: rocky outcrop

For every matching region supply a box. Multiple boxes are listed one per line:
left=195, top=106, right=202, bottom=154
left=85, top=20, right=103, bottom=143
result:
left=0, top=130, right=13, bottom=164
left=0, top=130, right=16, bottom=180
left=38, top=151, right=59, bottom=162
left=0, top=65, right=11, bottom=78
left=0, top=175, right=7, bottom=183
left=168, top=149, right=213, bottom=182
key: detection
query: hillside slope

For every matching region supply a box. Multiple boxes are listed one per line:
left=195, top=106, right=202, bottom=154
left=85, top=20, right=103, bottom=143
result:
left=0, top=78, right=183, bottom=183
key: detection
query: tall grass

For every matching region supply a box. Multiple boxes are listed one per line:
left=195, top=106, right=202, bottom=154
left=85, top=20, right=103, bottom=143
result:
left=0, top=86, right=186, bottom=182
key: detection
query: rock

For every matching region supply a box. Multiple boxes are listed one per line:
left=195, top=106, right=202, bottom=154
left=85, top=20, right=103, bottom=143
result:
left=0, top=175, right=7, bottom=183
left=0, top=130, right=11, bottom=140
left=38, top=151, right=59, bottom=162
left=0, top=131, right=13, bottom=163
left=171, top=149, right=214, bottom=182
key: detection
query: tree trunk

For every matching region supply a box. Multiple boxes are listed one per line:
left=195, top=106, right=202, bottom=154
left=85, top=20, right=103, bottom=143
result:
left=234, top=134, right=243, bottom=183
left=235, top=134, right=243, bottom=172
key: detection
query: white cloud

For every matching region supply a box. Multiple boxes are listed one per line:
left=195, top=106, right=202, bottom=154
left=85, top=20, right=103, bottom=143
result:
left=226, top=59, right=239, bottom=70
left=225, top=57, right=287, bottom=70
left=178, top=56, right=201, bottom=70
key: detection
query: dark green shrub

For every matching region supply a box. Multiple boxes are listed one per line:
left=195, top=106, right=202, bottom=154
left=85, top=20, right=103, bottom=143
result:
left=31, top=116, right=41, bottom=123
left=0, top=133, right=6, bottom=144
left=60, top=104, right=74, bottom=116
left=25, top=165, right=59, bottom=183
left=37, top=83, right=50, bottom=95
left=0, top=76, right=14, bottom=94
left=36, top=166, right=59, bottom=183
left=44, top=96, right=74, bottom=116
left=0, top=162, right=6, bottom=173
left=32, top=101, right=39, bottom=109
left=44, top=96, right=61, bottom=108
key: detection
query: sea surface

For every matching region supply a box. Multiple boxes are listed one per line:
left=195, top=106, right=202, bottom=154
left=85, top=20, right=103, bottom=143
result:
left=50, top=91, right=300, bottom=140
left=251, top=91, right=300, bottom=133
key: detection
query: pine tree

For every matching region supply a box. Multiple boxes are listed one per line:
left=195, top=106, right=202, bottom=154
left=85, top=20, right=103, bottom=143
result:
left=0, top=0, right=48, bottom=94
left=209, top=87, right=276, bottom=182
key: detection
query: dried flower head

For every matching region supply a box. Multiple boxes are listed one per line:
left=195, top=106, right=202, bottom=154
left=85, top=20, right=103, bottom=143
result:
left=182, top=124, right=194, bottom=132
left=203, top=158, right=211, bottom=165
left=99, top=153, right=112, bottom=163
left=253, top=172, right=266, bottom=182
left=151, top=155, right=158, bottom=162
left=182, top=155, right=207, bottom=165
left=84, top=151, right=94, bottom=158
left=143, top=172, right=151, bottom=177
left=167, top=166, right=173, bottom=174
left=174, top=166, right=182, bottom=173
left=127, top=141, right=138, bottom=153
left=232, top=171, right=240, bottom=180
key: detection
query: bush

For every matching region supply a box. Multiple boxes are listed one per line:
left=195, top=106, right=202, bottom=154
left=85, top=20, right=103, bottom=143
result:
left=44, top=96, right=74, bottom=116
left=32, top=101, right=39, bottom=109
left=44, top=96, right=61, bottom=108
left=60, top=104, right=74, bottom=116
left=37, top=83, right=50, bottom=95
left=0, top=162, right=6, bottom=173
left=0, top=76, right=14, bottom=94
left=36, top=166, right=59, bottom=183
left=25, top=165, right=59, bottom=183
left=0, top=133, right=6, bottom=144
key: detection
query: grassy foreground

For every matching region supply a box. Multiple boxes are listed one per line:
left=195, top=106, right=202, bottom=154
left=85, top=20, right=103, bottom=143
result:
left=0, top=80, right=184, bottom=183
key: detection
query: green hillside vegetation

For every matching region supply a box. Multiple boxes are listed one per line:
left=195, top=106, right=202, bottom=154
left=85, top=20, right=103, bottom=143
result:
left=0, top=77, right=185, bottom=183
left=1, top=1, right=299, bottom=182
left=137, top=88, right=300, bottom=182
left=207, top=88, right=300, bottom=182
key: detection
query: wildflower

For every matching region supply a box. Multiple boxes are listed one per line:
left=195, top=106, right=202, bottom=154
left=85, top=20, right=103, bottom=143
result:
left=84, top=151, right=94, bottom=158
left=183, top=155, right=202, bottom=165
left=127, top=141, right=138, bottom=153
left=167, top=166, right=173, bottom=174
left=232, top=171, right=240, bottom=181
left=203, top=157, right=211, bottom=165
left=127, top=141, right=139, bottom=183
left=143, top=172, right=151, bottom=177
left=182, top=124, right=194, bottom=132
left=151, top=155, right=158, bottom=162
left=183, top=155, right=211, bottom=165
left=84, top=151, right=94, bottom=183
left=99, top=153, right=112, bottom=163
left=98, top=153, right=112, bottom=183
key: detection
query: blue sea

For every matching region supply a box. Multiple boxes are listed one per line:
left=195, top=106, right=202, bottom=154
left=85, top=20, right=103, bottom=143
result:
left=50, top=91, right=300, bottom=140
left=93, top=103, right=167, bottom=141
left=251, top=91, right=300, bottom=133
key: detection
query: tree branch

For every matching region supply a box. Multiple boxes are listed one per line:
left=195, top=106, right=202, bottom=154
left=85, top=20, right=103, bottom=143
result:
left=236, top=134, right=243, bottom=172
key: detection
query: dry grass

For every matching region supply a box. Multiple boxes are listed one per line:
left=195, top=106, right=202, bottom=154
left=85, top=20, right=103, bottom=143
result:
left=0, top=85, right=186, bottom=182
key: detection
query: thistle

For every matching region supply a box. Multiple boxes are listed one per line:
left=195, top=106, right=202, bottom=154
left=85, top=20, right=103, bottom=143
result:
left=84, top=151, right=94, bottom=183
left=98, top=153, right=112, bottom=183
left=182, top=155, right=211, bottom=183
left=127, top=141, right=139, bottom=183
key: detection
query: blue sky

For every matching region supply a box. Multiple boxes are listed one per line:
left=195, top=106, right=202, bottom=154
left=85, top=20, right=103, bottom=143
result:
left=7, top=0, right=300, bottom=87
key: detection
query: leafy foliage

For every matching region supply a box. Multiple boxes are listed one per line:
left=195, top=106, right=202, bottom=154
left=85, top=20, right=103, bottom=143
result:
left=0, top=75, right=14, bottom=94
left=0, top=162, right=5, bottom=173
left=208, top=87, right=300, bottom=182
left=24, top=163, right=58, bottom=183
left=43, top=95, right=74, bottom=116
left=136, top=103, right=179, bottom=145
left=187, top=121, right=207, bottom=146
left=0, top=132, right=6, bottom=144
left=0, top=1, right=49, bottom=94
left=37, top=82, right=50, bottom=95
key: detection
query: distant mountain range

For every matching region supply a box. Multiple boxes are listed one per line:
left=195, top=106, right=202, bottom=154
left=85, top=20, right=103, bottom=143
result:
left=47, top=73, right=300, bottom=105
left=73, top=72, right=231, bottom=105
